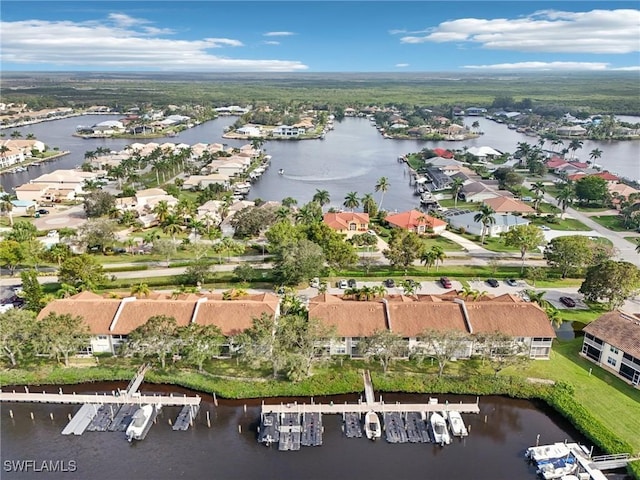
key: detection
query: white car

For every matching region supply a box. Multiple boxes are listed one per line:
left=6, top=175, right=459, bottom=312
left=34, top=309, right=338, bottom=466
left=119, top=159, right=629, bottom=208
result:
left=367, top=230, right=376, bottom=236
left=47, top=230, right=58, bottom=237
left=310, top=277, right=320, bottom=288
left=539, top=225, right=551, bottom=231
left=338, top=279, right=348, bottom=289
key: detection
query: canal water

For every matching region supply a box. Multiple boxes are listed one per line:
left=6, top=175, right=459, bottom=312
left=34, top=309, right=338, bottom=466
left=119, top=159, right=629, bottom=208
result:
left=1, top=382, right=599, bottom=480
left=2, top=115, right=639, bottom=209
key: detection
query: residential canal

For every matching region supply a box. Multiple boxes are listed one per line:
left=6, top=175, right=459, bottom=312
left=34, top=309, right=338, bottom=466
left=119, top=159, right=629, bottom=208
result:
left=1, top=382, right=607, bottom=480
left=2, top=115, right=639, bottom=207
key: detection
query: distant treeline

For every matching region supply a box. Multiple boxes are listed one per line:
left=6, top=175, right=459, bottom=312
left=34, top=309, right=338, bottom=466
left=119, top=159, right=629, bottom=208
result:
left=2, top=71, right=639, bottom=115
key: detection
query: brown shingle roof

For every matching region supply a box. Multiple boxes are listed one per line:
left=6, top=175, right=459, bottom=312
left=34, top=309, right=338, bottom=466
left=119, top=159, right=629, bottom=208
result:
left=308, top=300, right=387, bottom=337
left=583, top=311, right=640, bottom=358
left=112, top=300, right=195, bottom=334
left=38, top=299, right=120, bottom=335
left=195, top=300, right=279, bottom=336
left=390, top=302, right=468, bottom=337
left=466, top=302, right=555, bottom=337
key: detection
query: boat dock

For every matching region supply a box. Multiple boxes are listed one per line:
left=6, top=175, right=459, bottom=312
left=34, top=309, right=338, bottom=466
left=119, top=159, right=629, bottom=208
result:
left=259, top=370, right=479, bottom=449
left=1, top=364, right=201, bottom=440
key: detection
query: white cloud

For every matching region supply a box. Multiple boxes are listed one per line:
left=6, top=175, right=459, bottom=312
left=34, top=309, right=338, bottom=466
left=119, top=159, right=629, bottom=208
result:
left=0, top=17, right=308, bottom=71
left=395, top=63, right=410, bottom=68
left=401, top=9, right=640, bottom=54
left=463, top=61, right=612, bottom=71
left=263, top=31, right=295, bottom=37
left=264, top=41, right=280, bottom=45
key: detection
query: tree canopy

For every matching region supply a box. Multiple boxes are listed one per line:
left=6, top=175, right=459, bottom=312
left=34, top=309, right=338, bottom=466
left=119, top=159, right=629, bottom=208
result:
left=579, top=261, right=640, bottom=309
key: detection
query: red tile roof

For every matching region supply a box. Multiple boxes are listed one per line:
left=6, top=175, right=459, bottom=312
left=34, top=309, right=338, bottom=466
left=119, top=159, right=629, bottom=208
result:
left=433, top=148, right=454, bottom=159
left=385, top=210, right=447, bottom=230
left=593, top=172, right=619, bottom=181
left=323, top=212, right=370, bottom=230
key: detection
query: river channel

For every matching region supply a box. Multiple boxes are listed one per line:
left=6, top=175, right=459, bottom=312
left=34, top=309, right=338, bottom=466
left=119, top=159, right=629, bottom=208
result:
left=1, top=381, right=603, bottom=480
left=2, top=115, right=639, bottom=211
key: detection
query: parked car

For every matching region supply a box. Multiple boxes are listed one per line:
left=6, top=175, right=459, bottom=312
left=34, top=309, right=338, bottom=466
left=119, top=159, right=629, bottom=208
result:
left=338, top=279, right=348, bottom=289
left=37, top=209, right=49, bottom=215
left=539, top=225, right=551, bottom=231
left=506, top=278, right=518, bottom=287
left=367, top=230, right=376, bottom=236
left=46, top=230, right=58, bottom=237
left=310, top=277, right=320, bottom=288
left=383, top=278, right=395, bottom=288
left=347, top=278, right=357, bottom=288
left=487, top=278, right=499, bottom=288
left=439, top=277, right=452, bottom=288
left=559, top=296, right=576, bottom=308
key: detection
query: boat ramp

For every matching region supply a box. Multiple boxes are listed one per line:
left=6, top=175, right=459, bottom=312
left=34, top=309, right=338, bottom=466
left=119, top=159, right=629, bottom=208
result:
left=1, top=364, right=201, bottom=440
left=258, top=370, right=479, bottom=450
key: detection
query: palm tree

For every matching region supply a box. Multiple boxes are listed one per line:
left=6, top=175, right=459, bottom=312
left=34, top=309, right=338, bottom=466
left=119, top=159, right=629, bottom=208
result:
left=312, top=189, right=330, bottom=211
left=545, top=306, right=563, bottom=329
left=56, top=283, right=78, bottom=299
left=10, top=131, right=22, bottom=138
left=371, top=284, right=387, bottom=298
left=361, top=193, right=377, bottom=216
left=0, top=198, right=13, bottom=226
left=527, top=290, right=550, bottom=310
left=555, top=183, right=575, bottom=219
left=430, top=246, right=446, bottom=271
left=589, top=148, right=603, bottom=164
left=473, top=205, right=496, bottom=245
left=130, top=282, right=151, bottom=298
left=450, top=177, right=464, bottom=208
left=420, top=249, right=436, bottom=271
left=162, top=214, right=182, bottom=243
left=281, top=197, right=298, bottom=208
left=531, top=181, right=546, bottom=212
left=568, top=139, right=583, bottom=160
left=153, top=200, right=170, bottom=224
left=375, top=177, right=390, bottom=211
left=343, top=191, right=360, bottom=211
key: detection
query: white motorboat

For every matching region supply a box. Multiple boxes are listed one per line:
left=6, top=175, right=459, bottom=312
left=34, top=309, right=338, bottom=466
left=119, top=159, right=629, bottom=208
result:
left=446, top=410, right=468, bottom=437
left=278, top=169, right=284, bottom=175
left=537, top=456, right=577, bottom=480
left=125, top=404, right=156, bottom=442
left=525, top=442, right=571, bottom=463
left=364, top=411, right=381, bottom=441
left=430, top=412, right=451, bottom=446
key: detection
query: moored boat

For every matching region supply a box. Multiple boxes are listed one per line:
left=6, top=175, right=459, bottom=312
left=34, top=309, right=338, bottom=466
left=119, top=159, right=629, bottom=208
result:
left=364, top=411, right=381, bottom=441
left=525, top=442, right=571, bottom=463
left=278, top=169, right=284, bottom=175
left=125, top=404, right=157, bottom=442
left=446, top=410, right=468, bottom=437
left=429, top=412, right=451, bottom=446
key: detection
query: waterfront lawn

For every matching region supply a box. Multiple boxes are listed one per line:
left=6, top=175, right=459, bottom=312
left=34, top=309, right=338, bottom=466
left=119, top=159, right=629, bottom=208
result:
left=590, top=215, right=631, bottom=232
left=515, top=338, right=640, bottom=452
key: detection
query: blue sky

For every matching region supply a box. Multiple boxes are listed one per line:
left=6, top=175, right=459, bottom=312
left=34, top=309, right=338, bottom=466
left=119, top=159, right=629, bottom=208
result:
left=1, top=1, right=639, bottom=72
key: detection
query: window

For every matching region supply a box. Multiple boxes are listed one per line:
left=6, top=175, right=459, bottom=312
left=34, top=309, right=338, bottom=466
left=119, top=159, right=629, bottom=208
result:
left=97, top=335, right=108, bottom=340
left=610, top=346, right=619, bottom=354
left=607, top=357, right=617, bottom=367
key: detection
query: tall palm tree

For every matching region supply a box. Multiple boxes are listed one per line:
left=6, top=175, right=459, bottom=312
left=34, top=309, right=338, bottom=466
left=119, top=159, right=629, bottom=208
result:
left=375, top=177, right=390, bottom=211
left=343, top=191, right=360, bottom=211
left=430, top=246, right=446, bottom=271
left=153, top=200, right=170, bottom=224
left=361, top=193, right=377, bottom=217
left=281, top=197, right=298, bottom=208
left=0, top=198, right=13, bottom=226
left=555, top=183, right=575, bottom=219
left=473, top=205, right=496, bottom=245
left=162, top=214, right=182, bottom=243
left=420, top=249, right=436, bottom=271
left=589, top=148, right=603, bottom=164
left=450, top=177, right=464, bottom=208
left=568, top=139, right=583, bottom=160
left=531, top=181, right=546, bottom=212
left=312, top=189, right=330, bottom=211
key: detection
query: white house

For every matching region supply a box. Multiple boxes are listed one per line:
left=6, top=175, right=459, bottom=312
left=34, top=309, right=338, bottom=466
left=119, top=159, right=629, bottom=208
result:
left=582, top=311, right=640, bottom=389
left=236, top=125, right=263, bottom=137
left=272, top=125, right=303, bottom=136
left=447, top=211, right=530, bottom=237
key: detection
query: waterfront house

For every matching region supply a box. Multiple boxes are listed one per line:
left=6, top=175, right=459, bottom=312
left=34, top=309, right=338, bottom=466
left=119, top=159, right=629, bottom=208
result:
left=582, top=311, right=640, bottom=388
left=466, top=146, right=501, bottom=160
left=310, top=294, right=555, bottom=359
left=0, top=143, right=24, bottom=168
left=236, top=125, right=263, bottom=137
left=15, top=183, right=48, bottom=202
left=323, top=212, right=370, bottom=233
left=385, top=210, right=447, bottom=235
left=37, top=291, right=281, bottom=355
left=446, top=211, right=530, bottom=238
left=459, top=182, right=501, bottom=203
left=483, top=196, right=535, bottom=214
left=557, top=125, right=587, bottom=136
left=592, top=171, right=620, bottom=186
left=271, top=125, right=304, bottom=137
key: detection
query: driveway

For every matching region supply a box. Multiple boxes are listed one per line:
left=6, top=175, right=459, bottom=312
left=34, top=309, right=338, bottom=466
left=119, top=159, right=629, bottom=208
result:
left=33, top=205, right=87, bottom=230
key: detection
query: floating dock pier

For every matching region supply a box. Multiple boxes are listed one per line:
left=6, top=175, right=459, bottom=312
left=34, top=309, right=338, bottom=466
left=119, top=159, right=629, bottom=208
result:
left=1, top=364, right=201, bottom=440
left=259, top=370, right=479, bottom=450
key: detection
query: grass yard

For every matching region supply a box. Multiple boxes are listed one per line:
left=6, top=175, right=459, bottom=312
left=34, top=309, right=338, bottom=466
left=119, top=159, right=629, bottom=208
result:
left=528, top=217, right=591, bottom=231
left=422, top=235, right=466, bottom=252
left=459, top=232, right=521, bottom=253
left=625, top=236, right=640, bottom=246
left=591, top=215, right=633, bottom=232
left=515, top=338, right=640, bottom=452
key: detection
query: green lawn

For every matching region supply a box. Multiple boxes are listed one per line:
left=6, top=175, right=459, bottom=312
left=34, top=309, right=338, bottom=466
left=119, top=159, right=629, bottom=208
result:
left=459, top=232, right=521, bottom=253
left=591, top=215, right=633, bottom=232
left=528, top=217, right=591, bottom=231
left=515, top=338, right=640, bottom=452
left=422, top=235, right=466, bottom=252
left=624, top=237, right=640, bottom=246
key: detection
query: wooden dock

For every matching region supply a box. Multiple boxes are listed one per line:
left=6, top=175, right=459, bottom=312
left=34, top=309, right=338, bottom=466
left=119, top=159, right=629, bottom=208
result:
left=261, top=401, right=480, bottom=416
left=0, top=391, right=201, bottom=406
